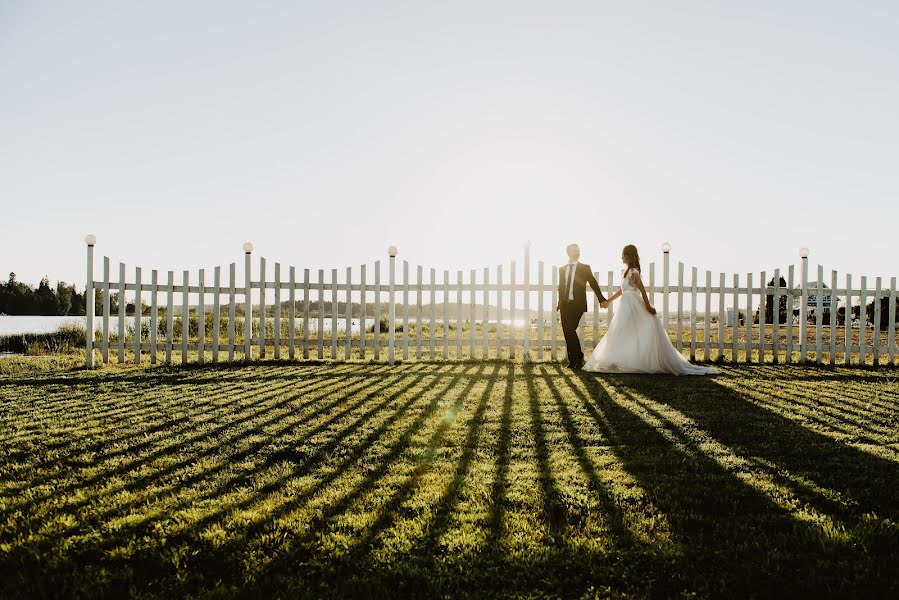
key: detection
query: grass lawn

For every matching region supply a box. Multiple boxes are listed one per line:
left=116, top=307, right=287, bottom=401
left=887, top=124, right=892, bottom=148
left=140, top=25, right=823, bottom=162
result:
left=1, top=359, right=897, bottom=598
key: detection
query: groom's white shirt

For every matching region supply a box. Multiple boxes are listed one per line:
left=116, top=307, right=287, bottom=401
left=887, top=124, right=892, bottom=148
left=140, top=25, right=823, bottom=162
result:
left=566, top=262, right=578, bottom=301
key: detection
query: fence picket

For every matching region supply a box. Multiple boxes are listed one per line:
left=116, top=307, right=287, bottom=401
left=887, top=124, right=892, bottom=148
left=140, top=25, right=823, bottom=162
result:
left=731, top=274, right=739, bottom=362
left=443, top=270, right=450, bottom=359
left=417, top=265, right=423, bottom=360
left=135, top=266, right=142, bottom=364
left=510, top=261, right=517, bottom=361
left=456, top=270, right=463, bottom=359
left=745, top=272, right=752, bottom=363
left=259, top=258, right=266, bottom=358
left=345, top=266, right=352, bottom=360
left=690, top=266, right=697, bottom=361
left=758, top=270, right=766, bottom=363
left=273, top=262, right=281, bottom=360
left=289, top=266, right=296, bottom=360
left=889, top=277, right=896, bottom=365
left=873, top=277, right=882, bottom=365
left=429, top=268, right=436, bottom=358
left=772, top=269, right=780, bottom=362
left=119, top=263, right=126, bottom=363
left=151, top=269, right=158, bottom=364
left=496, top=265, right=503, bottom=360
left=102, top=257, right=110, bottom=363
left=703, top=270, right=711, bottom=361
left=718, top=273, right=725, bottom=360
left=829, top=270, right=837, bottom=365
left=815, top=265, right=823, bottom=362
left=786, top=266, right=794, bottom=364
left=331, top=268, right=338, bottom=360
left=844, top=274, right=852, bottom=366
left=403, top=261, right=409, bottom=361
left=373, top=263, right=380, bottom=360
left=196, top=268, right=204, bottom=364
left=303, top=268, right=310, bottom=359
left=359, top=264, right=366, bottom=359
left=181, top=270, right=188, bottom=365
left=469, top=269, right=476, bottom=359
left=551, top=265, right=558, bottom=361
left=677, top=262, right=684, bottom=352
left=317, top=269, right=325, bottom=359
left=537, top=263, right=544, bottom=360
left=483, top=267, right=490, bottom=358
left=166, top=271, right=174, bottom=365
left=212, top=266, right=220, bottom=363
left=860, top=276, right=868, bottom=364
left=229, top=263, right=236, bottom=362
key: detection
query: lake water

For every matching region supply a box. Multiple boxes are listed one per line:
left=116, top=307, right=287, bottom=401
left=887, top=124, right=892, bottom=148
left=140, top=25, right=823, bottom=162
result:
left=0, top=315, right=90, bottom=335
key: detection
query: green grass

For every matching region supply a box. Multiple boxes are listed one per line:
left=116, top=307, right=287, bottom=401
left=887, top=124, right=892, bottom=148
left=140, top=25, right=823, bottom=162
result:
left=1, top=362, right=897, bottom=598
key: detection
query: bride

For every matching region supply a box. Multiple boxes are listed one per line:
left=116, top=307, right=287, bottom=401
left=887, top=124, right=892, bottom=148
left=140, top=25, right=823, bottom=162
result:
left=584, top=245, right=719, bottom=376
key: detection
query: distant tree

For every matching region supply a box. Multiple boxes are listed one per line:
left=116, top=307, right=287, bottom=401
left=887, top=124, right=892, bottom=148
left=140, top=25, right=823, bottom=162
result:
left=56, top=281, right=73, bottom=315
left=35, top=277, right=58, bottom=315
left=764, top=276, right=789, bottom=324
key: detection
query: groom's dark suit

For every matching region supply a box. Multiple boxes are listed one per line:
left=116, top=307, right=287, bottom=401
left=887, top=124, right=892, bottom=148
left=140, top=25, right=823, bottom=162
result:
left=557, top=262, right=606, bottom=368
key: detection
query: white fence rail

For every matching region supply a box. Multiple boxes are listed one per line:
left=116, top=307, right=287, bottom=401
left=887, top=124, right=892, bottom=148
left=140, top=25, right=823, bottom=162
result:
left=83, top=240, right=899, bottom=368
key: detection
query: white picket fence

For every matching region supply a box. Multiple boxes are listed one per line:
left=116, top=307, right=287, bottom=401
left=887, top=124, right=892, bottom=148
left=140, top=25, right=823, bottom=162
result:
left=83, top=239, right=898, bottom=368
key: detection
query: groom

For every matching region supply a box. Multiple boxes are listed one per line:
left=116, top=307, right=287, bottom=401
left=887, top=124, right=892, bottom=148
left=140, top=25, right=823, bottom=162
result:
left=557, top=243, right=608, bottom=369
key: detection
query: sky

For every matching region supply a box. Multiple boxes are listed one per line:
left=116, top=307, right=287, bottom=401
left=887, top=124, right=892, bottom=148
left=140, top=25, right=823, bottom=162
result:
left=1, top=1, right=897, bottom=289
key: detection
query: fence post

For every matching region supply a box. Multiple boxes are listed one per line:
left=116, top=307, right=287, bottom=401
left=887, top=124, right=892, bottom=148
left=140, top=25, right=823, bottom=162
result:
left=524, top=242, right=530, bottom=362
left=662, top=242, right=671, bottom=332
left=84, top=234, right=96, bottom=368
left=388, top=246, right=397, bottom=365
left=243, top=242, right=253, bottom=359
left=800, top=247, right=809, bottom=363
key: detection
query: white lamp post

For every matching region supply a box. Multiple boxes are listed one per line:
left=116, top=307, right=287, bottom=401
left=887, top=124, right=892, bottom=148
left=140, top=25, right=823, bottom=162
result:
left=799, top=247, right=809, bottom=363
left=388, top=246, right=397, bottom=364
left=243, top=242, right=253, bottom=359
left=662, top=242, right=671, bottom=330
left=85, top=234, right=96, bottom=368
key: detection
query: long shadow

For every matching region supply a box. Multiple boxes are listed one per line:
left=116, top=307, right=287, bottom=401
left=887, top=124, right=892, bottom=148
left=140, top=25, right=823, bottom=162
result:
left=537, top=365, right=639, bottom=550
left=181, top=364, right=475, bottom=558
left=241, top=365, right=487, bottom=591
left=485, top=365, right=514, bottom=547
left=6, top=366, right=286, bottom=457
left=567, top=369, right=897, bottom=596
left=734, top=376, right=898, bottom=441
left=624, top=374, right=899, bottom=522
left=354, top=363, right=499, bottom=558
left=524, top=364, right=567, bottom=543
left=79, top=365, right=422, bottom=547
left=2, top=372, right=305, bottom=510
left=8, top=374, right=315, bottom=518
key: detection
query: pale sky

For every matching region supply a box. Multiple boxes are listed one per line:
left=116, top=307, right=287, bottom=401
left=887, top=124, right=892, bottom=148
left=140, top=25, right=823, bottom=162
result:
left=1, top=1, right=897, bottom=289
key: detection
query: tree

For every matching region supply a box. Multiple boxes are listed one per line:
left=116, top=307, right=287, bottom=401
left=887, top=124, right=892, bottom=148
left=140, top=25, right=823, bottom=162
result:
left=56, top=281, right=73, bottom=316
left=764, top=276, right=789, bottom=324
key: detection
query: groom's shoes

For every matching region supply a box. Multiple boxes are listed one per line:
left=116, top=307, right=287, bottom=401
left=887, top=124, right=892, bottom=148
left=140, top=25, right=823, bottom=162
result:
left=568, top=357, right=585, bottom=370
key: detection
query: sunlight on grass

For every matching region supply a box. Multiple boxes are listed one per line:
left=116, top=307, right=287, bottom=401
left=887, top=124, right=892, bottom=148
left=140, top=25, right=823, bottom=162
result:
left=1, top=362, right=897, bottom=597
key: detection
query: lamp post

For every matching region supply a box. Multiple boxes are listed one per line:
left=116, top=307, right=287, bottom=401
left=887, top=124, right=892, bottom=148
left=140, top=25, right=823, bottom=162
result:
left=243, top=242, right=253, bottom=359
left=85, top=234, right=96, bottom=368
left=388, top=246, right=397, bottom=365
left=662, top=242, right=671, bottom=331
left=799, top=246, right=809, bottom=363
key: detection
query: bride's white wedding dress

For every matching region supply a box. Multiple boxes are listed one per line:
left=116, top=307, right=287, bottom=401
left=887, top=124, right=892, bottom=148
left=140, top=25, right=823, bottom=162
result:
left=584, top=268, right=719, bottom=375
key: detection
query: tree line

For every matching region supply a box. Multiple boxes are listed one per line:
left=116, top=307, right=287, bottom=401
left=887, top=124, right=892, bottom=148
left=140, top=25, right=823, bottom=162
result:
left=0, top=273, right=87, bottom=316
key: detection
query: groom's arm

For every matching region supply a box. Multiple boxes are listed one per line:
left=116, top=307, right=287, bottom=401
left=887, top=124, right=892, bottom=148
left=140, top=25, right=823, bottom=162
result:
left=585, top=267, right=606, bottom=303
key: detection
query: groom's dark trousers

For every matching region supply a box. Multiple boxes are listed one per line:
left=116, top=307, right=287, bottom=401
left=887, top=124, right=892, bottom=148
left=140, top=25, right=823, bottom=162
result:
left=557, top=263, right=606, bottom=368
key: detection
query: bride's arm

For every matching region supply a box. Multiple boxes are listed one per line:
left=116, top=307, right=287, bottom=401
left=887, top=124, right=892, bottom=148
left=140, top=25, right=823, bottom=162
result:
left=632, top=272, right=657, bottom=315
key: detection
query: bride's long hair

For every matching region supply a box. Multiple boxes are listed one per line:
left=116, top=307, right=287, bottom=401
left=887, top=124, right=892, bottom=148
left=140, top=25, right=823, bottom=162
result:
left=622, top=245, right=641, bottom=275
